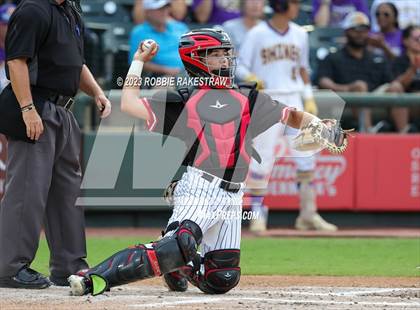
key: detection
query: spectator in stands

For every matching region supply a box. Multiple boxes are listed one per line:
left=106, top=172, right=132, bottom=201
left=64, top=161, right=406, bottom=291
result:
left=192, top=0, right=241, bottom=25
left=317, top=12, right=407, bottom=133
left=132, top=0, right=187, bottom=24
left=393, top=25, right=420, bottom=93
left=312, top=0, right=369, bottom=27
left=368, top=2, right=402, bottom=59
left=222, top=0, right=265, bottom=50
left=0, top=3, right=14, bottom=92
left=129, top=0, right=188, bottom=77
left=370, top=0, right=420, bottom=32
left=392, top=25, right=420, bottom=132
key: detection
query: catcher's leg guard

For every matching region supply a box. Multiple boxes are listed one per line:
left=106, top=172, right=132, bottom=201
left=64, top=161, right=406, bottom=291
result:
left=189, top=249, right=241, bottom=294
left=163, top=271, right=188, bottom=292
left=69, top=220, right=202, bottom=296
left=163, top=252, right=201, bottom=292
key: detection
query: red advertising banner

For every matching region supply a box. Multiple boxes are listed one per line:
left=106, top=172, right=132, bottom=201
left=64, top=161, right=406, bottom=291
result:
left=355, top=135, right=420, bottom=211
left=0, top=134, right=6, bottom=199
left=262, top=134, right=420, bottom=212
left=263, top=136, right=355, bottom=211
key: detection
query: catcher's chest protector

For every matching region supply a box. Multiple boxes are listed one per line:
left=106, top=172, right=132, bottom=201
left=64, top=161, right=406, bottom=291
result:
left=184, top=89, right=251, bottom=169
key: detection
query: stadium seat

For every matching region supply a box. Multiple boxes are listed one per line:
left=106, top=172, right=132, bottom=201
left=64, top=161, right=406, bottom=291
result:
left=81, top=0, right=132, bottom=29
left=80, top=1, right=133, bottom=88
left=308, top=27, right=345, bottom=82
left=101, top=22, right=133, bottom=89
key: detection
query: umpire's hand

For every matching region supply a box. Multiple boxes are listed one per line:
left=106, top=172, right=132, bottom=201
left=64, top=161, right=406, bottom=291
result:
left=22, top=108, right=44, bottom=141
left=95, top=93, right=112, bottom=118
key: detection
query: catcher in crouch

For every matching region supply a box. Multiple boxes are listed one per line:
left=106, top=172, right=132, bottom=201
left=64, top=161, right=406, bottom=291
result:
left=68, top=28, right=348, bottom=296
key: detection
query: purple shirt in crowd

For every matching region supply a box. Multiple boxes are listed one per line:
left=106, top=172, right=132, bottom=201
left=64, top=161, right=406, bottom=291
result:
left=312, top=0, right=369, bottom=27
left=371, top=29, right=403, bottom=57
left=0, top=48, right=5, bottom=63
left=192, top=0, right=241, bottom=25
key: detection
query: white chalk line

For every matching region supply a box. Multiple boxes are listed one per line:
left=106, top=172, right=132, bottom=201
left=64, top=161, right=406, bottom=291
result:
left=333, top=287, right=420, bottom=296
left=230, top=287, right=420, bottom=297
left=2, top=286, right=417, bottom=299
left=129, top=296, right=420, bottom=308
left=129, top=297, right=223, bottom=308
left=127, top=287, right=420, bottom=308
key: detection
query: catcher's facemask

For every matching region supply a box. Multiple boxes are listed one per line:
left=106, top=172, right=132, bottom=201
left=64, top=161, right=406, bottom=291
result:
left=196, top=48, right=236, bottom=82
left=179, top=28, right=236, bottom=88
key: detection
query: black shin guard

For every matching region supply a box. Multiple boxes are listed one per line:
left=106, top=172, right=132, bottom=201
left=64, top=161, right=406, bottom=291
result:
left=82, top=220, right=202, bottom=294
left=189, top=249, right=241, bottom=294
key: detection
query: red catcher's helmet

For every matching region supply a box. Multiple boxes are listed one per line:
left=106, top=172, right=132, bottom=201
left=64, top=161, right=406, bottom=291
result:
left=178, top=28, right=236, bottom=88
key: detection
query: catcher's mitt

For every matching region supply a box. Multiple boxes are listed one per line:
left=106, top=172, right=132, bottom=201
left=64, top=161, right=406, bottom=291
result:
left=292, top=119, right=353, bottom=154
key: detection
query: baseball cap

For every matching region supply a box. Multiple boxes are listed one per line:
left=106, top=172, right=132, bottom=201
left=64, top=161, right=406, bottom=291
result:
left=342, top=12, right=370, bottom=30
left=0, top=4, right=15, bottom=25
left=143, top=0, right=171, bottom=10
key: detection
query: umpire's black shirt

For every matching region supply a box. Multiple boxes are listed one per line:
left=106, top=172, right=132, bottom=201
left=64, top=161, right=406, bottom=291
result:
left=317, top=47, right=393, bottom=91
left=5, top=0, right=84, bottom=96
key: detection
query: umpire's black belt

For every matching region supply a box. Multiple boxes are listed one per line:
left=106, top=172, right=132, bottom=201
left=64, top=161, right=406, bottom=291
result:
left=31, top=86, right=75, bottom=110
left=200, top=172, right=241, bottom=193
left=48, top=94, right=75, bottom=110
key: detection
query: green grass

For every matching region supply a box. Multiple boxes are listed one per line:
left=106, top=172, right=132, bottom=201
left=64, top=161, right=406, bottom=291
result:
left=32, top=237, right=420, bottom=277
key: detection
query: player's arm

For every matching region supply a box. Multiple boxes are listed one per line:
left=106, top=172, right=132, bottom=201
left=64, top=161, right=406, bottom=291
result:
left=284, top=109, right=315, bottom=129
left=79, top=65, right=111, bottom=118
left=236, top=32, right=264, bottom=89
left=299, top=67, right=318, bottom=115
left=251, top=92, right=316, bottom=136
left=6, top=5, right=50, bottom=141
left=394, top=55, right=420, bottom=90
left=314, top=0, right=332, bottom=27
left=299, top=31, right=318, bottom=115
left=120, top=41, right=159, bottom=121
left=132, top=0, right=145, bottom=24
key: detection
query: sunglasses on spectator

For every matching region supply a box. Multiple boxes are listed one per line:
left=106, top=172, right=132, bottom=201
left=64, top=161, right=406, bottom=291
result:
left=375, top=11, right=391, bottom=18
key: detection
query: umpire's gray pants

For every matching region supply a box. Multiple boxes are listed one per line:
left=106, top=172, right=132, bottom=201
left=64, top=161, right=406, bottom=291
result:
left=0, top=102, right=88, bottom=278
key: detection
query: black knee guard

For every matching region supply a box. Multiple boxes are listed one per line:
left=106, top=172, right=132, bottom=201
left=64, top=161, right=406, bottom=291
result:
left=192, top=249, right=241, bottom=294
left=156, top=220, right=203, bottom=272
left=82, top=220, right=202, bottom=294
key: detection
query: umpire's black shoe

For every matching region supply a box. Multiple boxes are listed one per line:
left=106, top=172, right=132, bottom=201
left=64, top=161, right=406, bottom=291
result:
left=163, top=271, right=188, bottom=292
left=0, top=266, right=50, bottom=289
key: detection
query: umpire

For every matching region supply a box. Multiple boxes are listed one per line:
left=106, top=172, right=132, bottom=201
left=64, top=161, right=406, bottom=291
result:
left=0, top=0, right=111, bottom=289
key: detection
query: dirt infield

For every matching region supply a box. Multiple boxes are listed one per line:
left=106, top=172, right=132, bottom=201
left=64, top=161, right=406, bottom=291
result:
left=0, top=276, right=418, bottom=310
left=4, top=228, right=415, bottom=309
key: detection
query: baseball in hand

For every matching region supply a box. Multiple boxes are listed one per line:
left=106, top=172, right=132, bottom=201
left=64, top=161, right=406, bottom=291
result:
left=141, top=39, right=156, bottom=52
